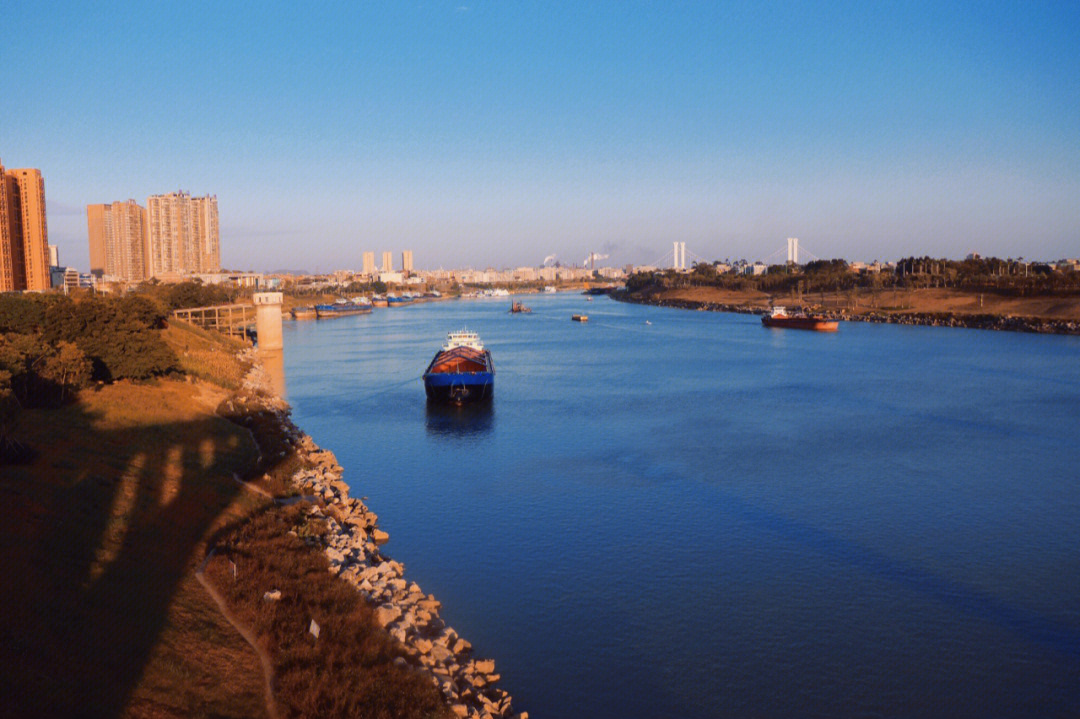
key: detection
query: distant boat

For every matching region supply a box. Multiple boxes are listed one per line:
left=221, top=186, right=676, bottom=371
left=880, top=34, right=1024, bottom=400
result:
left=291, top=306, right=317, bottom=320
left=372, top=294, right=389, bottom=308
left=761, top=306, right=839, bottom=332
left=423, top=330, right=494, bottom=404
left=543, top=286, right=556, bottom=293
left=509, top=301, right=532, bottom=314
left=315, top=297, right=372, bottom=318
left=645, top=320, right=651, bottom=325
left=572, top=314, right=588, bottom=322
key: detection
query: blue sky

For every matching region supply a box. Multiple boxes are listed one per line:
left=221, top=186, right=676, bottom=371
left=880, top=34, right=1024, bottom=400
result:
left=3, top=1, right=1078, bottom=271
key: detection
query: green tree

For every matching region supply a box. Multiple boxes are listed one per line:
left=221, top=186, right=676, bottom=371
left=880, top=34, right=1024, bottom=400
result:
left=37, top=341, right=92, bottom=404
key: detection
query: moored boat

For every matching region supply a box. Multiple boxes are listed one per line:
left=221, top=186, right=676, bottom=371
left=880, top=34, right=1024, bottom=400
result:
left=290, top=306, right=317, bottom=320
left=315, top=297, right=373, bottom=318
left=422, top=330, right=495, bottom=404
left=509, top=301, right=532, bottom=313
left=761, top=306, right=839, bottom=332
left=372, top=294, right=389, bottom=308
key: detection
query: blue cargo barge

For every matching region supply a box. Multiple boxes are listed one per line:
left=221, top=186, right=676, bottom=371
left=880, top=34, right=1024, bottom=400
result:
left=422, top=330, right=494, bottom=404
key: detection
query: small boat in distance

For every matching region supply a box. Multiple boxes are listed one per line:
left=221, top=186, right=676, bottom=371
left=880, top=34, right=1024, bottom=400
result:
left=509, top=301, right=532, bottom=313
left=371, top=294, right=389, bottom=308
left=761, top=306, right=839, bottom=332
left=572, top=314, right=588, bottom=322
left=290, top=306, right=317, bottom=320
left=315, top=297, right=373, bottom=318
left=423, top=330, right=495, bottom=404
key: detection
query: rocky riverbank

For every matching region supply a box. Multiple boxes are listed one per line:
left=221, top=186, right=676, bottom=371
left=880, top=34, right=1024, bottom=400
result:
left=233, top=349, right=524, bottom=719
left=613, top=291, right=1080, bottom=335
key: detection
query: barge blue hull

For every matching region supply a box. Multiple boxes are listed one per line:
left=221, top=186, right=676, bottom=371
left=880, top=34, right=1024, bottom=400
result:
left=423, top=372, right=494, bottom=403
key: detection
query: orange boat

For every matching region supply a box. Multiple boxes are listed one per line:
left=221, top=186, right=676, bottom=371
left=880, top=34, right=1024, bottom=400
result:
left=761, top=306, right=839, bottom=332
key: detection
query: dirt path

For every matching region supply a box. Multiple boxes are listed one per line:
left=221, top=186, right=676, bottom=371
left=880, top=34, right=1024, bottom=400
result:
left=196, top=551, right=279, bottom=719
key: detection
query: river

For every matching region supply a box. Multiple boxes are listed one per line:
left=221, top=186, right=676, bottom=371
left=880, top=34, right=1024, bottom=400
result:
left=280, top=292, right=1080, bottom=718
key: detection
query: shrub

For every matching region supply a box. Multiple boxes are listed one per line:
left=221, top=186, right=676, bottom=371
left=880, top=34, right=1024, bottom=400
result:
left=164, top=281, right=236, bottom=310
left=43, top=297, right=179, bottom=381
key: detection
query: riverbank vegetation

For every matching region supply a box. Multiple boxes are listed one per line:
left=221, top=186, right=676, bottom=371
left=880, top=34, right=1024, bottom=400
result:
left=628, top=256, right=1080, bottom=297
left=0, top=292, right=450, bottom=717
left=622, top=256, right=1080, bottom=326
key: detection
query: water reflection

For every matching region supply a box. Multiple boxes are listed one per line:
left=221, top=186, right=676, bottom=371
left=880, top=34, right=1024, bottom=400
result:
left=425, top=402, right=495, bottom=439
left=260, top=349, right=287, bottom=399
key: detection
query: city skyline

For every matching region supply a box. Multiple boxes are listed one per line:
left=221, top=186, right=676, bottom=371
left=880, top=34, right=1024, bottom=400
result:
left=3, top=3, right=1078, bottom=273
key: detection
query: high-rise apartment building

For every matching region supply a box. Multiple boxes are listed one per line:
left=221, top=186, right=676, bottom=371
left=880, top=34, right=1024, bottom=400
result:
left=402, top=250, right=414, bottom=274
left=0, top=160, right=50, bottom=291
left=146, top=191, right=219, bottom=276
left=87, top=200, right=150, bottom=281
left=362, top=251, right=376, bottom=275
left=191, top=195, right=219, bottom=273
left=381, top=251, right=393, bottom=273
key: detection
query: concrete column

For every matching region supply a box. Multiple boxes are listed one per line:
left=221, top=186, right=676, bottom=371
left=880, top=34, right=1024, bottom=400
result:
left=253, top=292, right=283, bottom=351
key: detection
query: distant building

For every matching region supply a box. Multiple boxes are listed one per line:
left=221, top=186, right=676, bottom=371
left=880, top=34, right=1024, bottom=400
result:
left=362, top=251, right=376, bottom=275
left=381, top=251, right=393, bottom=273
left=0, top=161, right=51, bottom=291
left=51, top=266, right=94, bottom=294
left=87, top=199, right=149, bottom=281
left=146, top=191, right=219, bottom=276
left=378, top=271, right=403, bottom=284
left=48, top=244, right=59, bottom=267
left=513, top=266, right=537, bottom=282
left=402, top=249, right=414, bottom=274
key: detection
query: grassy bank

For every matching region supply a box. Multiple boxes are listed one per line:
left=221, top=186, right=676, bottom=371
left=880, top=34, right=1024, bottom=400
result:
left=0, top=304, right=448, bottom=718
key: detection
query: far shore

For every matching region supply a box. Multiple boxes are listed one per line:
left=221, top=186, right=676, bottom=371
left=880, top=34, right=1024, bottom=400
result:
left=615, top=286, right=1080, bottom=335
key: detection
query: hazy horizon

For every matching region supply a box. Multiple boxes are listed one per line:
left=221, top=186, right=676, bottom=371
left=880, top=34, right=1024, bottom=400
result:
left=4, top=2, right=1078, bottom=273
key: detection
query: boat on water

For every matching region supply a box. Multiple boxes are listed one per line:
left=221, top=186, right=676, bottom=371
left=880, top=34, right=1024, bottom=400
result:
left=543, top=286, right=557, bottom=293
left=371, top=294, right=389, bottom=308
left=509, top=301, right=532, bottom=314
left=422, top=330, right=494, bottom=404
left=315, top=297, right=373, bottom=318
left=572, top=314, right=588, bottom=322
left=290, top=306, right=317, bottom=320
left=386, top=292, right=413, bottom=307
left=761, top=306, right=839, bottom=332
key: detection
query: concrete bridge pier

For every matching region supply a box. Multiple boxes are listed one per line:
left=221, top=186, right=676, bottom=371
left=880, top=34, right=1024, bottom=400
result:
left=253, top=292, right=283, bottom=351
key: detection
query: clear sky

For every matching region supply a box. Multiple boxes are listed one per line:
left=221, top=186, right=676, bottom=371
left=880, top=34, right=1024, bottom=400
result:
left=3, top=1, right=1078, bottom=272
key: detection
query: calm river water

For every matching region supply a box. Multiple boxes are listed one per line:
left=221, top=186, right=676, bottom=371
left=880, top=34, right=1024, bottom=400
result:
left=281, top=293, right=1080, bottom=718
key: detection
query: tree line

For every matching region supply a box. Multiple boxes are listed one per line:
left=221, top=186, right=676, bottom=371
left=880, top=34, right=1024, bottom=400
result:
left=626, top=256, right=1080, bottom=296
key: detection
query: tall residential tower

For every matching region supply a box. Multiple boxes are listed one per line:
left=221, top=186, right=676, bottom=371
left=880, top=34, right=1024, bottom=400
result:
left=0, top=160, right=50, bottom=291
left=146, top=191, right=220, bottom=276
left=87, top=200, right=150, bottom=281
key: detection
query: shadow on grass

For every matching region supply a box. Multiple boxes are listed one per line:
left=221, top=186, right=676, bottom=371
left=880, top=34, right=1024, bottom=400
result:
left=0, top=393, right=277, bottom=718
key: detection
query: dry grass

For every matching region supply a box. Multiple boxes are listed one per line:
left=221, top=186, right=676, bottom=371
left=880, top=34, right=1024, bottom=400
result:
left=0, top=379, right=268, bottom=718
left=164, top=320, right=250, bottom=390
left=1, top=371, right=456, bottom=719
left=207, top=507, right=450, bottom=719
